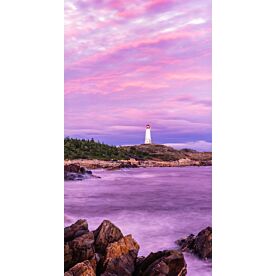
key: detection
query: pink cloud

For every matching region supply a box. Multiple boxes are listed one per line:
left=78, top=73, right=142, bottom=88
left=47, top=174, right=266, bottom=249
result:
left=64, top=0, right=212, bottom=146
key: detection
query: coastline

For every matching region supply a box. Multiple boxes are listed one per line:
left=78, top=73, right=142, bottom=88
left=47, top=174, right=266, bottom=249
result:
left=64, top=155, right=212, bottom=170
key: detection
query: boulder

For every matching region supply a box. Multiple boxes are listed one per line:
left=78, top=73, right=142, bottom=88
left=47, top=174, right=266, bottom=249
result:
left=65, top=219, right=89, bottom=242
left=100, top=235, right=140, bottom=276
left=93, top=220, right=123, bottom=254
left=177, top=226, right=212, bottom=259
left=64, top=164, right=94, bottom=181
left=64, top=172, right=87, bottom=181
left=136, top=256, right=146, bottom=267
left=134, top=250, right=187, bottom=276
left=65, top=232, right=95, bottom=271
left=65, top=164, right=86, bottom=174
left=176, top=234, right=195, bottom=252
left=194, top=226, right=212, bottom=259
left=64, top=172, right=76, bottom=181
left=64, top=260, right=96, bottom=276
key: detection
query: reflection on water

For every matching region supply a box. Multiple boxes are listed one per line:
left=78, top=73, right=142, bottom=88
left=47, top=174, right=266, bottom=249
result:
left=64, top=166, right=212, bottom=275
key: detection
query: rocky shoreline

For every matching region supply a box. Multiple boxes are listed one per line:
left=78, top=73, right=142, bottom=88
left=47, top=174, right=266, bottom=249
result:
left=64, top=219, right=211, bottom=276
left=64, top=164, right=101, bottom=181
left=64, top=155, right=211, bottom=171
left=64, top=144, right=212, bottom=171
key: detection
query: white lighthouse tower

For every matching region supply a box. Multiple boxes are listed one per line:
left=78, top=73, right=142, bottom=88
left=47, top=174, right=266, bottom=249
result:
left=145, top=124, right=152, bottom=144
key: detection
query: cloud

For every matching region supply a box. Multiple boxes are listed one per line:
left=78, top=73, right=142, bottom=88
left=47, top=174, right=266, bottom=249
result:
left=187, top=18, right=206, bottom=25
left=64, top=0, right=212, bottom=146
left=165, top=140, right=212, bottom=151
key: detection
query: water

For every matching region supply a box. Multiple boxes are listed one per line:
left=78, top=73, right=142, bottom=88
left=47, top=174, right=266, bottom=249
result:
left=64, top=166, right=212, bottom=275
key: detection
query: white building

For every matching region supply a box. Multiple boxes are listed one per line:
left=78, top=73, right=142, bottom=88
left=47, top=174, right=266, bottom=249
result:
left=145, top=124, right=152, bottom=144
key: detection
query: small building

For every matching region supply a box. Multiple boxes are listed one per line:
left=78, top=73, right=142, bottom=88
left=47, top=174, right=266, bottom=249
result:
left=145, top=124, right=152, bottom=144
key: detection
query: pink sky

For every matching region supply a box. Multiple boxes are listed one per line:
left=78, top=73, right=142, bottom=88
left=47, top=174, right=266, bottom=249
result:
left=64, top=0, right=211, bottom=151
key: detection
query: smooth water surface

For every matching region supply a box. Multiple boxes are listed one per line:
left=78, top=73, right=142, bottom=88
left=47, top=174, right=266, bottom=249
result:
left=64, top=166, right=212, bottom=275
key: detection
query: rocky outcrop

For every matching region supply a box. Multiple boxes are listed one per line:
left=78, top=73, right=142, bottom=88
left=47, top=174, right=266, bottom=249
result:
left=65, top=219, right=187, bottom=276
left=64, top=151, right=212, bottom=171
left=65, top=164, right=87, bottom=174
left=93, top=220, right=124, bottom=254
left=65, top=219, right=89, bottom=242
left=176, top=226, right=212, bottom=259
left=64, top=164, right=99, bottom=181
left=134, top=250, right=187, bottom=276
left=64, top=231, right=95, bottom=271
left=64, top=260, right=96, bottom=276
left=100, top=235, right=140, bottom=275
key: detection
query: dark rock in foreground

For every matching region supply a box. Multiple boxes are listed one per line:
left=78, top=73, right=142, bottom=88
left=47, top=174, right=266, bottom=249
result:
left=176, top=226, right=212, bottom=259
left=64, top=260, right=96, bottom=276
left=134, top=250, right=187, bottom=276
left=93, top=220, right=124, bottom=254
left=64, top=219, right=89, bottom=242
left=64, top=231, right=95, bottom=271
left=101, top=234, right=139, bottom=275
left=64, top=219, right=187, bottom=276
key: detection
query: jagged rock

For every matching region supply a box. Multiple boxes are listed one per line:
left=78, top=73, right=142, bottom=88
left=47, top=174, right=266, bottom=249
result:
left=64, top=172, right=87, bottom=181
left=194, top=227, right=212, bottom=259
left=65, top=164, right=86, bottom=174
left=65, top=219, right=89, bottom=242
left=134, top=250, right=187, bottom=276
left=64, top=164, right=95, bottom=181
left=93, top=220, right=123, bottom=254
left=64, top=232, right=95, bottom=271
left=100, top=234, right=140, bottom=276
left=177, top=226, right=212, bottom=259
left=64, top=260, right=96, bottom=276
left=176, top=234, right=195, bottom=252
left=136, top=256, right=146, bottom=267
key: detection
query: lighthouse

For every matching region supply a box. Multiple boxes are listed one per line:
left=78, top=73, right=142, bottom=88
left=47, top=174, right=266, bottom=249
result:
left=145, top=124, right=152, bottom=144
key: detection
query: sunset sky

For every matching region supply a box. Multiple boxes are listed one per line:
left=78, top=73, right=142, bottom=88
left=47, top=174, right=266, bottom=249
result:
left=64, top=0, right=211, bottom=151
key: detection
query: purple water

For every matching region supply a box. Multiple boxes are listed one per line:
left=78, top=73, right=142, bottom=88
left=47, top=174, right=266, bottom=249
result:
left=64, top=166, right=212, bottom=275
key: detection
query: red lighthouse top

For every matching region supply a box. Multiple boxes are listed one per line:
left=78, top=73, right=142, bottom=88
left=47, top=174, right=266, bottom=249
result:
left=146, top=124, right=151, bottom=129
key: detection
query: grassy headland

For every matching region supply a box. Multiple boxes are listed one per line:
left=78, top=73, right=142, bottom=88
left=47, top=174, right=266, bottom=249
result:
left=64, top=138, right=211, bottom=166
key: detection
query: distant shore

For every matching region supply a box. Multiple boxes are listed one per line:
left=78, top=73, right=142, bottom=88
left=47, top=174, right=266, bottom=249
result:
left=64, top=155, right=211, bottom=170
left=64, top=139, right=211, bottom=170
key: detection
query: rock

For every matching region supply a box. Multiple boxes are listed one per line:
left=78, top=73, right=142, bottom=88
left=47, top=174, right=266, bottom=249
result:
left=93, top=220, right=123, bottom=254
left=177, top=226, right=212, bottom=259
left=64, top=148, right=212, bottom=171
left=194, top=227, right=212, bottom=259
left=65, top=164, right=85, bottom=174
left=64, top=172, right=87, bottom=181
left=64, top=232, right=95, bottom=271
left=100, top=235, right=140, bottom=276
left=134, top=250, right=187, bottom=276
left=136, top=256, right=146, bottom=267
left=64, top=260, right=96, bottom=276
left=65, top=219, right=89, bottom=242
left=176, top=234, right=195, bottom=252
left=64, top=172, right=78, bottom=181
left=64, top=164, right=94, bottom=181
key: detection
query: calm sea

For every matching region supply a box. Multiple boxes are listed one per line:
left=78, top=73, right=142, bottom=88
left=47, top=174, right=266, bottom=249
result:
left=64, top=166, right=212, bottom=275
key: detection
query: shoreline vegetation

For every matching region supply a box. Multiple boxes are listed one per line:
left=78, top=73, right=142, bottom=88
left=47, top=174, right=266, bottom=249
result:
left=64, top=138, right=212, bottom=170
